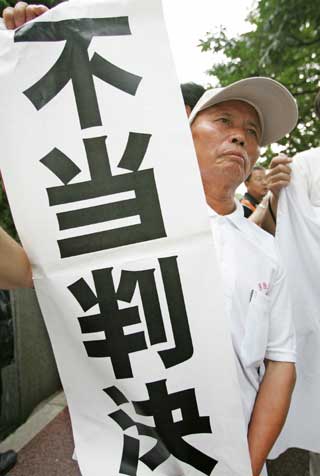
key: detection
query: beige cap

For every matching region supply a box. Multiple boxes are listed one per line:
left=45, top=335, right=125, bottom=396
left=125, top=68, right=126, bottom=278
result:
left=189, top=77, right=298, bottom=146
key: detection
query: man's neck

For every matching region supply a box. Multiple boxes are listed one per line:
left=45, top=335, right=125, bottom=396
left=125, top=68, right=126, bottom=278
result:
left=205, top=189, right=236, bottom=216
left=245, top=191, right=261, bottom=205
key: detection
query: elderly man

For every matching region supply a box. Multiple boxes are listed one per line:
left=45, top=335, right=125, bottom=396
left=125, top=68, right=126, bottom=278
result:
left=3, top=5, right=297, bottom=476
left=189, top=79, right=297, bottom=476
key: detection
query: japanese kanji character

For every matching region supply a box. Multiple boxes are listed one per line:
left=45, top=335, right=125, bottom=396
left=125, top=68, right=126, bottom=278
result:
left=41, top=133, right=166, bottom=257
left=104, top=380, right=217, bottom=475
left=15, top=17, right=142, bottom=129
left=68, top=256, right=193, bottom=378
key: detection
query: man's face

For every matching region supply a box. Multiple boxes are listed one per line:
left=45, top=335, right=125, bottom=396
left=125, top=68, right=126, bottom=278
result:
left=246, top=169, right=268, bottom=201
left=191, top=100, right=261, bottom=191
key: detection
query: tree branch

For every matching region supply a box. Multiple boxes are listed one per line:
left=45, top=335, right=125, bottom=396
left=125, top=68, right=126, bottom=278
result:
left=293, top=89, right=319, bottom=96
left=290, top=35, right=320, bottom=47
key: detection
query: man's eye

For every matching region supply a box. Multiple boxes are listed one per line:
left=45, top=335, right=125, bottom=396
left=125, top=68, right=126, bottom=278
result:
left=218, top=117, right=230, bottom=124
left=248, top=128, right=258, bottom=137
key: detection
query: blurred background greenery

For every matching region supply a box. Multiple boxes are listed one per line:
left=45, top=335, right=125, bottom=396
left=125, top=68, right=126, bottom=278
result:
left=199, top=0, right=320, bottom=164
left=0, top=185, right=16, bottom=238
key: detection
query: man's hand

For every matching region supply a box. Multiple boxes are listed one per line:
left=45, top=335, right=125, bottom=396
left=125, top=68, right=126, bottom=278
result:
left=255, top=154, right=292, bottom=234
left=266, top=154, right=292, bottom=198
left=3, top=2, right=48, bottom=29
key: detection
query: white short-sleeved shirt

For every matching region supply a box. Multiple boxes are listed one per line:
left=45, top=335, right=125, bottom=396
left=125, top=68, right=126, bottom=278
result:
left=209, top=201, right=296, bottom=426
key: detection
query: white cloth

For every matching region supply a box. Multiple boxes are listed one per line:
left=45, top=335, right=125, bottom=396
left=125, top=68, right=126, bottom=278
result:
left=209, top=201, right=296, bottom=427
left=270, top=147, right=320, bottom=457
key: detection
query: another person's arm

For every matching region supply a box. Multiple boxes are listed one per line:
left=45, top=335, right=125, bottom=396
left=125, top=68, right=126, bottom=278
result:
left=0, top=227, right=33, bottom=289
left=1, top=2, right=48, bottom=288
left=2, top=1, right=48, bottom=29
left=247, top=360, right=296, bottom=476
left=247, top=193, right=269, bottom=228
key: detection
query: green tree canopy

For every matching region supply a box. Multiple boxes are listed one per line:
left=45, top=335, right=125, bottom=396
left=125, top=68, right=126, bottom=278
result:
left=0, top=186, right=16, bottom=238
left=199, top=0, right=320, bottom=161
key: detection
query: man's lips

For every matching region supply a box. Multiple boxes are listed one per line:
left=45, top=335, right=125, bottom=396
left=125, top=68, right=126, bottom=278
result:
left=221, top=150, right=246, bottom=163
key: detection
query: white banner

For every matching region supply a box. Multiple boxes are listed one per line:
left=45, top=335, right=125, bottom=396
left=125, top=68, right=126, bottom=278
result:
left=271, top=148, right=320, bottom=457
left=0, top=1, right=250, bottom=475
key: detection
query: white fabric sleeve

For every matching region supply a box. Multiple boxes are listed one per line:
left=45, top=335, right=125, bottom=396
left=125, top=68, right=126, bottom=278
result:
left=265, top=259, right=296, bottom=362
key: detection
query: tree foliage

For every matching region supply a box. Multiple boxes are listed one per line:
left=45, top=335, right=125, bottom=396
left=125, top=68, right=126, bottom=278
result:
left=199, top=0, right=320, bottom=162
left=0, top=0, right=64, bottom=15
left=0, top=186, right=17, bottom=239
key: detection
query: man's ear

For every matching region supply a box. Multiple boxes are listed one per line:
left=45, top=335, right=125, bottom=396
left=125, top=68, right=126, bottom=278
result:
left=185, top=104, right=192, bottom=117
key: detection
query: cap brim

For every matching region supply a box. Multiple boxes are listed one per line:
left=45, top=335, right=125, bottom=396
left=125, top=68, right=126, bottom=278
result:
left=189, top=77, right=298, bottom=147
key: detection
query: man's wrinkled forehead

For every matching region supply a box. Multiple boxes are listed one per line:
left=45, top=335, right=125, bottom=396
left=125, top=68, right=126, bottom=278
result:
left=209, top=99, right=262, bottom=128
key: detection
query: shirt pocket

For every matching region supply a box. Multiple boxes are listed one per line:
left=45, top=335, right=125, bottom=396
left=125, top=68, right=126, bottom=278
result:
left=240, top=291, right=270, bottom=368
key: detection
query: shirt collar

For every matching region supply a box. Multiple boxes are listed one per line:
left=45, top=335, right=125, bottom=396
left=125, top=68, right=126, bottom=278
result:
left=208, top=199, right=245, bottom=229
left=244, top=192, right=259, bottom=207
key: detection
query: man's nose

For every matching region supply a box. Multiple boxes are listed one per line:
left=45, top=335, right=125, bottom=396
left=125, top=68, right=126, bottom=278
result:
left=231, top=133, right=245, bottom=147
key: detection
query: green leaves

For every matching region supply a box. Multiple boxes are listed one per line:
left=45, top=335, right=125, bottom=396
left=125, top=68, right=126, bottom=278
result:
left=200, top=0, right=320, bottom=162
left=0, top=186, right=17, bottom=239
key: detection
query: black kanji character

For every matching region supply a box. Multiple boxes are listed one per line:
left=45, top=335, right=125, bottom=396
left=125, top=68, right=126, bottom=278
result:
left=68, top=256, right=193, bottom=378
left=69, top=266, right=147, bottom=379
left=15, top=17, right=142, bottom=129
left=41, top=133, right=166, bottom=257
left=104, top=380, right=217, bottom=475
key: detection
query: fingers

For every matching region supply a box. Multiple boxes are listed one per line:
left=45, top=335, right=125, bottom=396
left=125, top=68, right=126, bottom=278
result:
left=2, top=7, right=16, bottom=29
left=269, top=153, right=292, bottom=169
left=3, top=1, right=28, bottom=29
left=266, top=154, right=293, bottom=197
left=267, top=171, right=291, bottom=196
left=30, top=4, right=49, bottom=16
left=267, top=163, right=292, bottom=178
left=26, top=4, right=41, bottom=22
left=267, top=173, right=291, bottom=188
left=2, top=2, right=49, bottom=30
